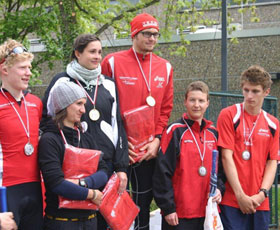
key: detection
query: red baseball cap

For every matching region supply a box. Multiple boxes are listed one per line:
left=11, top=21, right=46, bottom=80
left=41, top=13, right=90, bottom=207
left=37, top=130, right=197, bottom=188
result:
left=130, top=13, right=159, bottom=38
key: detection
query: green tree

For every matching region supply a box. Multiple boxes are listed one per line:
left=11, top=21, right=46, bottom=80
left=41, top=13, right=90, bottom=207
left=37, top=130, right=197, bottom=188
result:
left=0, top=0, right=258, bottom=83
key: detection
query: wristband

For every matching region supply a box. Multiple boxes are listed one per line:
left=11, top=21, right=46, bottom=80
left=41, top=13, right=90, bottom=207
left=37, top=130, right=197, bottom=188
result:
left=92, top=190, right=98, bottom=201
left=155, top=134, right=162, bottom=140
left=259, top=188, right=269, bottom=198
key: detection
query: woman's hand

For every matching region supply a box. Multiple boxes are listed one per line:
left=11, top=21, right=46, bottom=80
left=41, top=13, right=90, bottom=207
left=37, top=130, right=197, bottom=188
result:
left=89, top=189, right=103, bottom=206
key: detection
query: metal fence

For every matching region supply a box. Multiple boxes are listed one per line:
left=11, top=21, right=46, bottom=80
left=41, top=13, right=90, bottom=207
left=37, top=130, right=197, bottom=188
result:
left=170, top=91, right=278, bottom=228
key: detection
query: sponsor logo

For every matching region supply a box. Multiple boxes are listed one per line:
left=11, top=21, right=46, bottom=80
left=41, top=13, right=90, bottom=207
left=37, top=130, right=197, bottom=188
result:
left=142, top=21, right=158, bottom=27
left=205, top=140, right=215, bottom=143
left=259, top=128, right=269, bottom=133
left=184, top=140, right=193, bottom=143
left=123, top=81, right=135, bottom=85
left=257, top=128, right=270, bottom=137
left=26, top=102, right=37, bottom=107
left=119, top=76, right=137, bottom=86
left=156, top=82, right=163, bottom=88
left=154, top=76, right=165, bottom=82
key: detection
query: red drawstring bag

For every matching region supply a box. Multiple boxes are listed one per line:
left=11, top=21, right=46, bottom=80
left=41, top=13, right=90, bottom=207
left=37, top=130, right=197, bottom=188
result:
left=58, top=144, right=101, bottom=210
left=123, top=105, right=155, bottom=163
left=99, top=174, right=139, bottom=230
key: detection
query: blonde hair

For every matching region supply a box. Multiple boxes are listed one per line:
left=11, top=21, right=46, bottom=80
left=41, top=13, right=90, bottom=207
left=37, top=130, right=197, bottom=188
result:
left=0, top=39, right=33, bottom=67
left=185, top=81, right=209, bottom=100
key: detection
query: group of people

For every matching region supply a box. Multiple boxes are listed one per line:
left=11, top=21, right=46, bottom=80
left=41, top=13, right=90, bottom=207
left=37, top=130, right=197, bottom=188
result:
left=0, top=12, right=278, bottom=230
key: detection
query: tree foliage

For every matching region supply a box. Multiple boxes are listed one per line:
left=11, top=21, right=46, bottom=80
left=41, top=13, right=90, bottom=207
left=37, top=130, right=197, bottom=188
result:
left=0, top=0, right=258, bottom=83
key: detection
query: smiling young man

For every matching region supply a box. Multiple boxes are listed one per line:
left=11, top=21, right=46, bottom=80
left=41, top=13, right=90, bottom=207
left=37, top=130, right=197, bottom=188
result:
left=217, top=65, right=279, bottom=230
left=153, top=81, right=223, bottom=230
left=102, top=13, right=174, bottom=230
left=0, top=39, right=43, bottom=229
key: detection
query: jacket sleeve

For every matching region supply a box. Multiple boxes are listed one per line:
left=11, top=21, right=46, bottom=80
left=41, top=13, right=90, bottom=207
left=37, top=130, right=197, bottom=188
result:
left=155, top=65, right=174, bottom=135
left=38, top=133, right=65, bottom=189
left=101, top=55, right=113, bottom=78
left=38, top=133, right=88, bottom=200
left=112, top=84, right=129, bottom=172
left=153, top=126, right=179, bottom=216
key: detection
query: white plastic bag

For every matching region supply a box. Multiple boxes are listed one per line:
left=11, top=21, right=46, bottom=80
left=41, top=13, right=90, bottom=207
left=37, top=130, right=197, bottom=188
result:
left=204, top=197, right=223, bottom=230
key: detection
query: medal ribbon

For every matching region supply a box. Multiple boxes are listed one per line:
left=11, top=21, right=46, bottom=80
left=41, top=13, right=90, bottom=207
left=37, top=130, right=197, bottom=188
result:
left=132, top=47, right=152, bottom=96
left=183, top=118, right=206, bottom=165
left=242, top=103, right=261, bottom=147
left=59, top=128, right=80, bottom=147
left=1, top=88, right=30, bottom=142
left=76, top=77, right=99, bottom=110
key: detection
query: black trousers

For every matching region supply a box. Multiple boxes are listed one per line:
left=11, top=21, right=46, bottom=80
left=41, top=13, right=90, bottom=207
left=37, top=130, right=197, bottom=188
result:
left=7, top=182, right=43, bottom=230
left=43, top=215, right=97, bottom=230
left=128, top=159, right=155, bottom=230
left=161, top=216, right=205, bottom=230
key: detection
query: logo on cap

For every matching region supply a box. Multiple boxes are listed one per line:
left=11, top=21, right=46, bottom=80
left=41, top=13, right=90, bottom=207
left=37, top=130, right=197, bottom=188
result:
left=142, top=21, right=158, bottom=27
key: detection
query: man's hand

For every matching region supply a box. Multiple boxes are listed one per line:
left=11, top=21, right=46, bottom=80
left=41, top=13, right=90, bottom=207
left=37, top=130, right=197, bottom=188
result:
left=251, top=192, right=266, bottom=208
left=164, top=212, right=179, bottom=226
left=212, top=189, right=222, bottom=203
left=139, top=138, right=161, bottom=162
left=0, top=212, right=17, bottom=230
left=236, top=193, right=259, bottom=214
left=128, top=141, right=138, bottom=164
left=116, top=171, right=127, bottom=194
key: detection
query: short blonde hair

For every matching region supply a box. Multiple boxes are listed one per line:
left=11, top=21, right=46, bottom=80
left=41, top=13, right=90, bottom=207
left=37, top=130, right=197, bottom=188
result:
left=0, top=39, right=33, bottom=67
left=185, top=81, right=209, bottom=100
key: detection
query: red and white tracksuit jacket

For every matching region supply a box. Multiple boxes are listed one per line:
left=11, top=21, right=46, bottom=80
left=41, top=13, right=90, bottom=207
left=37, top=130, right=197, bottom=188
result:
left=101, top=47, right=173, bottom=136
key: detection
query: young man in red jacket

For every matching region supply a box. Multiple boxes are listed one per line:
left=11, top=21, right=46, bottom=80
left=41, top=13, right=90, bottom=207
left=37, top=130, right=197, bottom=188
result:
left=217, top=65, right=279, bottom=230
left=102, top=13, right=174, bottom=230
left=153, top=81, right=223, bottom=230
left=0, top=39, right=43, bottom=229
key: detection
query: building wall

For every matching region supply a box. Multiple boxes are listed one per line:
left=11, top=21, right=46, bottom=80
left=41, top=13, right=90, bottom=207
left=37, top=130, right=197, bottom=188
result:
left=29, top=3, right=280, bottom=121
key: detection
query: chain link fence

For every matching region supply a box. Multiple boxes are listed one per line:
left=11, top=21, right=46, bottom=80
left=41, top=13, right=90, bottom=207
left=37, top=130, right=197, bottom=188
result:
left=170, top=91, right=278, bottom=228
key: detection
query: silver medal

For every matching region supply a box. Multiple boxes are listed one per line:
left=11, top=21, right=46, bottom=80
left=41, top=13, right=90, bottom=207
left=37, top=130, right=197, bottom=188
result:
left=89, top=109, right=100, bottom=121
left=242, top=150, right=251, bottom=160
left=198, top=166, right=207, bottom=176
left=146, top=96, right=156, bottom=107
left=24, top=143, right=34, bottom=156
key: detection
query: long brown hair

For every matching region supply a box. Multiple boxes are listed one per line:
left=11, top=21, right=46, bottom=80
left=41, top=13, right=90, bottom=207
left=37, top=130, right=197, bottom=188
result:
left=53, top=108, right=83, bottom=131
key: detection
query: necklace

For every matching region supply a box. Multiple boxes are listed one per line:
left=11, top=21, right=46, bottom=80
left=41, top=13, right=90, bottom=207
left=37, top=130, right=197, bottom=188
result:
left=76, top=78, right=100, bottom=121
left=132, top=47, right=155, bottom=107
left=59, top=128, right=80, bottom=147
left=183, top=118, right=207, bottom=176
left=1, top=88, right=34, bottom=156
left=242, top=103, right=261, bottom=160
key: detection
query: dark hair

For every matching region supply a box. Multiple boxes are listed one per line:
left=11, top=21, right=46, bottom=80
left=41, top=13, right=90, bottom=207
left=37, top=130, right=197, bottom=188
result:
left=71, top=34, right=101, bottom=60
left=53, top=108, right=83, bottom=131
left=240, top=65, right=272, bottom=90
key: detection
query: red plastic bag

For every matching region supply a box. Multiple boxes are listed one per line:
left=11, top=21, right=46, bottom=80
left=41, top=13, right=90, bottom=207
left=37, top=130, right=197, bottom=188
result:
left=99, top=174, right=139, bottom=230
left=123, top=105, right=155, bottom=163
left=58, top=144, right=101, bottom=210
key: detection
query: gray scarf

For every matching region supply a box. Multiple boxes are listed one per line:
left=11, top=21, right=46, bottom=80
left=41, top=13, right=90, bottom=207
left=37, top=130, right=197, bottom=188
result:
left=66, top=60, right=104, bottom=90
